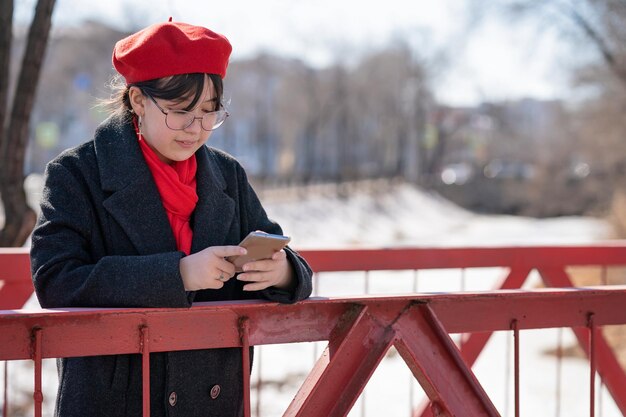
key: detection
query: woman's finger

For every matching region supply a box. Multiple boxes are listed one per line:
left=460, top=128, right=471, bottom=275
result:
left=237, top=271, right=269, bottom=282
left=216, top=258, right=237, bottom=277
left=241, top=259, right=275, bottom=273
left=242, top=281, right=272, bottom=292
left=272, top=250, right=287, bottom=261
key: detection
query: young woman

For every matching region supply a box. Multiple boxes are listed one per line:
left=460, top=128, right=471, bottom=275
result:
left=30, top=20, right=313, bottom=417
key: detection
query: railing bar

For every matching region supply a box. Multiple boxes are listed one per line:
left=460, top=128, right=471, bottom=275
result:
left=505, top=330, right=511, bottom=417
left=361, top=270, right=370, bottom=417
left=589, top=314, right=596, bottom=417
left=459, top=268, right=466, bottom=350
left=140, top=325, right=150, bottom=417
left=409, top=269, right=419, bottom=415
left=555, top=327, right=563, bottom=417
left=255, top=346, right=262, bottom=417
left=31, top=328, right=43, bottom=417
left=312, top=272, right=320, bottom=371
left=240, top=318, right=251, bottom=417
left=512, top=319, right=520, bottom=417
left=601, top=266, right=608, bottom=286
left=3, top=361, right=7, bottom=417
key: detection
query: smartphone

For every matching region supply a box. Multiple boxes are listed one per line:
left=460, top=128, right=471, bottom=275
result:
left=227, top=231, right=291, bottom=272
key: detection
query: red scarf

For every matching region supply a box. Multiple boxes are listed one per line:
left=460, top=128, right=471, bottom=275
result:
left=135, top=119, right=198, bottom=255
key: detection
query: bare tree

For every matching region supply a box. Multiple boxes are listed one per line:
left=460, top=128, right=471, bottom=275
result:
left=0, top=0, right=56, bottom=246
left=479, top=0, right=626, bottom=86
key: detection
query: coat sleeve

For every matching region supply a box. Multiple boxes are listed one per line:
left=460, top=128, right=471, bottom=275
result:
left=234, top=163, right=313, bottom=304
left=30, top=162, right=191, bottom=309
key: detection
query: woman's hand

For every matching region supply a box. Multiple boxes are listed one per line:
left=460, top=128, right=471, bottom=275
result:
left=179, top=246, right=246, bottom=291
left=236, top=250, right=295, bottom=291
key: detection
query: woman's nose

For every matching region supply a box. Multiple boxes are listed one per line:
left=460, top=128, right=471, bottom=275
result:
left=184, top=116, right=203, bottom=133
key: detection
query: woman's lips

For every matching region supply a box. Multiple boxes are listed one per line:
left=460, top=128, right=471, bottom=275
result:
left=175, top=139, right=198, bottom=148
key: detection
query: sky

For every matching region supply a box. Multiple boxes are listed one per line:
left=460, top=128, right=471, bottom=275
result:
left=15, top=0, right=572, bottom=106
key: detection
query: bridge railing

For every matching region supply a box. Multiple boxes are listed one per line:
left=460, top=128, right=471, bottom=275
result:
left=2, top=245, right=626, bottom=417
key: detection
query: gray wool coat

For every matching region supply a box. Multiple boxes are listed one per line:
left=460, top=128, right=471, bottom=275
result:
left=30, top=115, right=313, bottom=417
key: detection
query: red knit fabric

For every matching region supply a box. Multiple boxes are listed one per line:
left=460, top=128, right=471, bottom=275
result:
left=113, top=21, right=232, bottom=83
left=135, top=120, right=198, bottom=254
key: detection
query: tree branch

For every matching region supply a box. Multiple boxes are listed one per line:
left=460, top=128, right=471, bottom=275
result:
left=561, top=2, right=626, bottom=84
left=0, top=0, right=56, bottom=246
left=4, top=0, right=56, bottom=178
left=0, top=0, right=13, bottom=145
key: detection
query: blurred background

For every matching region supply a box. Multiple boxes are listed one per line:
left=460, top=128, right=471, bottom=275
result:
left=3, top=0, right=626, bottom=228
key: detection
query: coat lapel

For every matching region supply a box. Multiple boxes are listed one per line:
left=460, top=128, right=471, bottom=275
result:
left=190, top=147, right=236, bottom=253
left=93, top=116, right=236, bottom=255
left=95, top=117, right=176, bottom=255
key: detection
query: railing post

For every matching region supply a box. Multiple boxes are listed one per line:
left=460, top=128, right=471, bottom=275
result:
left=140, top=325, right=150, bottom=417
left=240, top=317, right=251, bottom=417
left=30, top=327, right=43, bottom=417
left=362, top=271, right=370, bottom=417
left=396, top=303, right=500, bottom=417
left=511, top=319, right=519, bottom=417
left=588, top=313, right=596, bottom=417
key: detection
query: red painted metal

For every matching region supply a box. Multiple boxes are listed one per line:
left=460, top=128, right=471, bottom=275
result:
left=538, top=267, right=626, bottom=414
left=0, top=248, right=33, bottom=310
left=300, top=244, right=626, bottom=272
left=413, top=262, right=626, bottom=417
left=589, top=314, right=596, bottom=417
left=415, top=266, right=534, bottom=417
left=240, top=318, right=252, bottom=417
left=512, top=320, right=520, bottom=417
left=394, top=304, right=499, bottom=416
left=285, top=304, right=395, bottom=417
left=2, top=288, right=626, bottom=359
left=1, top=288, right=626, bottom=417
left=6, top=244, right=626, bottom=306
left=256, top=347, right=263, bottom=417
left=4, top=245, right=626, bottom=416
left=304, top=245, right=626, bottom=417
left=458, top=267, right=531, bottom=366
left=31, top=327, right=43, bottom=417
left=140, top=326, right=150, bottom=417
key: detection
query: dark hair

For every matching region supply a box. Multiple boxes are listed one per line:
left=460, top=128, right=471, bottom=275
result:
left=104, top=73, right=224, bottom=121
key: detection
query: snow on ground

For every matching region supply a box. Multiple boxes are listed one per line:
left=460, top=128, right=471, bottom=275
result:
left=3, top=179, right=620, bottom=416
left=255, top=183, right=619, bottom=417
left=262, top=182, right=610, bottom=248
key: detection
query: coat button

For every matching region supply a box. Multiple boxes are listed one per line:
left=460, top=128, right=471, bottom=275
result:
left=210, top=384, right=221, bottom=399
left=168, top=391, right=177, bottom=406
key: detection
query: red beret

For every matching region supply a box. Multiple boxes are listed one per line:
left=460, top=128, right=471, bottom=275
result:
left=112, top=21, right=232, bottom=84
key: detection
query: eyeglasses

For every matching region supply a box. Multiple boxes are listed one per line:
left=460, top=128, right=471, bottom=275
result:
left=144, top=93, right=229, bottom=131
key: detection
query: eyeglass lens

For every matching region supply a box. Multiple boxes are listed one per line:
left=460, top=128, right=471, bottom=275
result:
left=165, top=110, right=228, bottom=131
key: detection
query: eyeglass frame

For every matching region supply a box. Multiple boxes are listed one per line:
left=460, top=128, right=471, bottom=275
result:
left=141, top=91, right=229, bottom=131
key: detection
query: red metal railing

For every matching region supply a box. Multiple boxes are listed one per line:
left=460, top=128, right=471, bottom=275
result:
left=2, top=288, right=626, bottom=417
left=2, top=245, right=626, bottom=417
left=0, top=248, right=33, bottom=310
